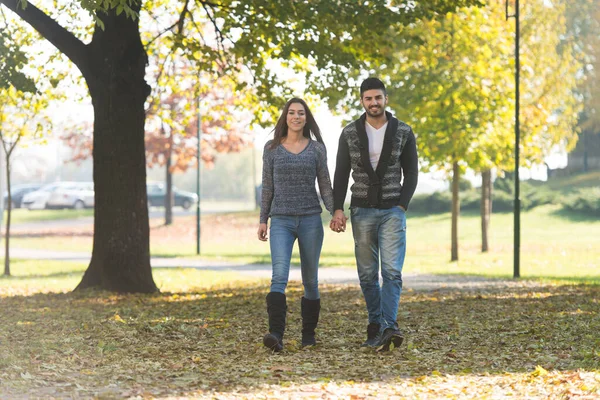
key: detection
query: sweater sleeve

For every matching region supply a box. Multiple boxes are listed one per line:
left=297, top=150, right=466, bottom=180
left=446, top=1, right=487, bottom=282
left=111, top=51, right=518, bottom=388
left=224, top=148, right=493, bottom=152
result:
left=333, top=132, right=351, bottom=211
left=398, top=128, right=419, bottom=210
left=259, top=143, right=274, bottom=224
left=315, top=143, right=334, bottom=214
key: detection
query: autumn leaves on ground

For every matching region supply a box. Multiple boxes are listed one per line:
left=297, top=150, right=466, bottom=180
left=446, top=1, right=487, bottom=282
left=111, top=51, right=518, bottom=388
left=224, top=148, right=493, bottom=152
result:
left=1, top=273, right=599, bottom=398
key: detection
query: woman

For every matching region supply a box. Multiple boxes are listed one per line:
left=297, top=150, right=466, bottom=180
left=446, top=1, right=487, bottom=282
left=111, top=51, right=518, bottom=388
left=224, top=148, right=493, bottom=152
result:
left=257, top=98, right=334, bottom=352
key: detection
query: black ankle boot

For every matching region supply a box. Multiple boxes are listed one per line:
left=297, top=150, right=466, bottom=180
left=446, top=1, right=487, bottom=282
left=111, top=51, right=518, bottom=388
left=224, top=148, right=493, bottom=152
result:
left=360, top=322, right=381, bottom=348
left=263, top=292, right=287, bottom=352
left=301, top=297, right=320, bottom=347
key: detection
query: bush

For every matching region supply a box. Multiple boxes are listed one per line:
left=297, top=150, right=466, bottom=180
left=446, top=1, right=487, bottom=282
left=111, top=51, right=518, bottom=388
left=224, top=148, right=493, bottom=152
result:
left=410, top=189, right=507, bottom=213
left=560, top=188, right=600, bottom=217
left=409, top=191, right=452, bottom=213
left=492, top=176, right=558, bottom=210
left=491, top=190, right=514, bottom=212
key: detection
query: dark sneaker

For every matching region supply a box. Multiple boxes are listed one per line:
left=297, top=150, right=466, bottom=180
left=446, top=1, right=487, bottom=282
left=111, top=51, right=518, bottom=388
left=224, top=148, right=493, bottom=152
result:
left=360, top=323, right=381, bottom=348
left=263, top=333, right=283, bottom=352
left=376, top=327, right=404, bottom=352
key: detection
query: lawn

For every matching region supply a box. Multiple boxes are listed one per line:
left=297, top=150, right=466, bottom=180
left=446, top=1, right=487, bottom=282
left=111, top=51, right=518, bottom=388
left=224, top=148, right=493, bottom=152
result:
left=1, top=260, right=599, bottom=398
left=7, top=204, right=600, bottom=281
left=4, top=208, right=94, bottom=224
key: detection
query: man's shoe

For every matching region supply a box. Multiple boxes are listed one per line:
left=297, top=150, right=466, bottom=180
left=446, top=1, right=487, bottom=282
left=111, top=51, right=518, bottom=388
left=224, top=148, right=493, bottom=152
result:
left=376, top=327, right=404, bottom=352
left=360, top=323, right=381, bottom=348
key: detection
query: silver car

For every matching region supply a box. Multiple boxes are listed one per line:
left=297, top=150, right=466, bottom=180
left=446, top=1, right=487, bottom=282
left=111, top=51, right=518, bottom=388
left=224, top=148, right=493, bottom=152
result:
left=22, top=182, right=94, bottom=210
left=46, top=182, right=94, bottom=209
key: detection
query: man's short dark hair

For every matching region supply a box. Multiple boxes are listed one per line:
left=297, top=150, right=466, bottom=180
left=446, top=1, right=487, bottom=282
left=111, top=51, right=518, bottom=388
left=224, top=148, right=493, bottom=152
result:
left=360, top=77, right=387, bottom=97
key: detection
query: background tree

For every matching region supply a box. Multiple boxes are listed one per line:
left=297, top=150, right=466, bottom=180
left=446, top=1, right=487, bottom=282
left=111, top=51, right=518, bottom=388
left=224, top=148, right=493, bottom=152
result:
left=0, top=14, right=67, bottom=275
left=0, top=86, right=51, bottom=276
left=565, top=0, right=600, bottom=173
left=1, top=0, right=479, bottom=292
left=339, top=0, right=582, bottom=261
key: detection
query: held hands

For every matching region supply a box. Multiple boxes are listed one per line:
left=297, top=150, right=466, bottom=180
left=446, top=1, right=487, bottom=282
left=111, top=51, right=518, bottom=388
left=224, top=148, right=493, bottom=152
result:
left=257, top=223, right=268, bottom=241
left=329, top=209, right=348, bottom=233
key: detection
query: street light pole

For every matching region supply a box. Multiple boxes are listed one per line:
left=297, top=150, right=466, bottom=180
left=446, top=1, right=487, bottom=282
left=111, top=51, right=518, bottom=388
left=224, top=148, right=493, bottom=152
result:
left=196, top=88, right=202, bottom=255
left=506, top=0, right=520, bottom=278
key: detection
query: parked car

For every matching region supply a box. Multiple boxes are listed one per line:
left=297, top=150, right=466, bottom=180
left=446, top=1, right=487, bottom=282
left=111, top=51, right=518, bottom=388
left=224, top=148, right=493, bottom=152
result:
left=147, top=183, right=198, bottom=210
left=46, top=182, right=94, bottom=209
left=3, top=183, right=44, bottom=209
left=22, top=182, right=94, bottom=210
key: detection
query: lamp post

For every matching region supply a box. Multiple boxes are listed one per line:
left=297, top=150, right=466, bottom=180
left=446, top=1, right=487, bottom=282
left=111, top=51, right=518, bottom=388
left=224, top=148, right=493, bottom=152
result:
left=506, top=0, right=520, bottom=278
left=196, top=88, right=202, bottom=255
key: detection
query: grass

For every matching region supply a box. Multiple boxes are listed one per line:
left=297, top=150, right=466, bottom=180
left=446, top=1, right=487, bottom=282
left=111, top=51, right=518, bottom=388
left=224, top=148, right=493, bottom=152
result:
left=0, top=259, right=262, bottom=295
left=4, top=208, right=94, bottom=224
left=6, top=204, right=600, bottom=281
left=4, top=200, right=254, bottom=226
left=1, top=263, right=599, bottom=398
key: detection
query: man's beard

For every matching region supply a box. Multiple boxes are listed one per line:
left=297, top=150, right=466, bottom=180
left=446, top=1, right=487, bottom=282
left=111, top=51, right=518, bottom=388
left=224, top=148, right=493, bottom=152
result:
left=365, top=106, right=384, bottom=118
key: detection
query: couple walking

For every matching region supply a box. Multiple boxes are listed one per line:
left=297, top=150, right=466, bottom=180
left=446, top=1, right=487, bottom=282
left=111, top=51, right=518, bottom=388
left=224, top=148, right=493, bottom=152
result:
left=257, top=78, right=419, bottom=352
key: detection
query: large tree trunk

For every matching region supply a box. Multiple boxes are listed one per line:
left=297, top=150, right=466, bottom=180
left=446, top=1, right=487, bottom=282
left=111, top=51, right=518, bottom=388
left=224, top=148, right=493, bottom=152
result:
left=1, top=0, right=157, bottom=292
left=451, top=161, right=460, bottom=262
left=481, top=169, right=492, bottom=253
left=75, top=8, right=157, bottom=292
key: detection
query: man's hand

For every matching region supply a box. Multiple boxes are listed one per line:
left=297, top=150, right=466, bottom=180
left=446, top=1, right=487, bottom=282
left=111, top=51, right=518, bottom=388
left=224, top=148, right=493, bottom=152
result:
left=257, top=223, right=268, bottom=241
left=329, top=210, right=348, bottom=233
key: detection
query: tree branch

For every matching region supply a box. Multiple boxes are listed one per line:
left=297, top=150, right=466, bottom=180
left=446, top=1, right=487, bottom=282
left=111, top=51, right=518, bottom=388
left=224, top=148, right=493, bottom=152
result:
left=0, top=0, right=88, bottom=69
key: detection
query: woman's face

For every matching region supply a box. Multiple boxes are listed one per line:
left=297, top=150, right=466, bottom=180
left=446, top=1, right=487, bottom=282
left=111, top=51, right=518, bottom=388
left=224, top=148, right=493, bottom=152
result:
left=286, top=102, right=306, bottom=134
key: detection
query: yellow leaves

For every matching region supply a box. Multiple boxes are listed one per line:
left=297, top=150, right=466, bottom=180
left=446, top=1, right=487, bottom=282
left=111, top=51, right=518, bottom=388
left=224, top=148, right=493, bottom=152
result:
left=530, top=365, right=549, bottom=378
left=112, top=313, right=126, bottom=324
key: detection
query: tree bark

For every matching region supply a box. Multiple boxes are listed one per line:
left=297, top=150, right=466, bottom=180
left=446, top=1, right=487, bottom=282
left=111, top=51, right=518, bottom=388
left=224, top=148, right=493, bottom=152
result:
left=481, top=169, right=492, bottom=253
left=75, top=8, right=157, bottom=292
left=451, top=161, right=460, bottom=262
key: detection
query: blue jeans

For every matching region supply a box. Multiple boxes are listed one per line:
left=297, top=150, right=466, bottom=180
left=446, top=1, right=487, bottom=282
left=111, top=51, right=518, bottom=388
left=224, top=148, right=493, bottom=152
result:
left=350, top=206, right=407, bottom=331
left=269, top=214, right=324, bottom=300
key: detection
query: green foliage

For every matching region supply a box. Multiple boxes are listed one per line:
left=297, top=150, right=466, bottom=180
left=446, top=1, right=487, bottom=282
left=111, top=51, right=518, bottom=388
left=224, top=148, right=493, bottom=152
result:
left=0, top=23, right=36, bottom=92
left=561, top=188, right=600, bottom=217
left=338, top=0, right=583, bottom=176
left=139, top=0, right=483, bottom=126
left=457, top=177, right=472, bottom=192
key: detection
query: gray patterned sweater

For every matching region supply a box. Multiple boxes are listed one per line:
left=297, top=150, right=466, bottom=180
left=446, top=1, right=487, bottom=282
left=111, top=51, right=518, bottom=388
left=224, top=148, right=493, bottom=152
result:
left=260, top=140, right=334, bottom=224
left=333, top=111, right=419, bottom=210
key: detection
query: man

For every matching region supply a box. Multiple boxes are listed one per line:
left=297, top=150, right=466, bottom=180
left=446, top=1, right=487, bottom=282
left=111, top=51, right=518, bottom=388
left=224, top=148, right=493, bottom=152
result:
left=331, top=77, right=418, bottom=352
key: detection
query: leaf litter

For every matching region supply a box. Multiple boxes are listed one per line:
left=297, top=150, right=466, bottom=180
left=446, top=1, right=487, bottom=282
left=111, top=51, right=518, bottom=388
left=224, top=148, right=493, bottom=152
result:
left=0, top=279, right=599, bottom=399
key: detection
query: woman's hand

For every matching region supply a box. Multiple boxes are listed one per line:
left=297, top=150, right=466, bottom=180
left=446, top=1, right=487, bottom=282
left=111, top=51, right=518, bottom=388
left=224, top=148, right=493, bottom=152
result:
left=257, top=223, right=268, bottom=241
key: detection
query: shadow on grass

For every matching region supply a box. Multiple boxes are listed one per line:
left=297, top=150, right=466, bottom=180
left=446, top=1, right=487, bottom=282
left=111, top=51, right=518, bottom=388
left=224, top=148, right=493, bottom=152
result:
left=11, top=231, right=93, bottom=238
left=2, top=280, right=599, bottom=398
left=0, top=271, right=85, bottom=280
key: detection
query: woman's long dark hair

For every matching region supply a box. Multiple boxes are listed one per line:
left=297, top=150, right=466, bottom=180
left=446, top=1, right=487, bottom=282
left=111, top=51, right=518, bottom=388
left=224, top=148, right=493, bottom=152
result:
left=269, top=98, right=324, bottom=149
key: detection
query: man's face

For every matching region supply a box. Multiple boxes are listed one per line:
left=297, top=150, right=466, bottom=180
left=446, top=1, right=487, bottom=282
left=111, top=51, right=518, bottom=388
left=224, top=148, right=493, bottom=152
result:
left=360, top=89, right=387, bottom=118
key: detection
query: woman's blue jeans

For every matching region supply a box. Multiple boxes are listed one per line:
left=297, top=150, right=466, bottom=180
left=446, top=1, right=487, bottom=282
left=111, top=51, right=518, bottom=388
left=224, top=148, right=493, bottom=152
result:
left=269, top=214, right=323, bottom=300
left=350, top=206, right=407, bottom=331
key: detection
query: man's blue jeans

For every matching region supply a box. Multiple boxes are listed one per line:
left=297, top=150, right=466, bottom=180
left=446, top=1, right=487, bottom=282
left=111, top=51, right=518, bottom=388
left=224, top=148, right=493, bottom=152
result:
left=269, top=214, right=323, bottom=300
left=350, top=206, right=406, bottom=330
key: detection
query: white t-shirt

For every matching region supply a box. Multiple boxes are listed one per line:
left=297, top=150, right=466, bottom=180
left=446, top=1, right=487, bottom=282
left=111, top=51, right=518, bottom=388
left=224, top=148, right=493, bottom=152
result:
left=366, top=121, right=388, bottom=169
